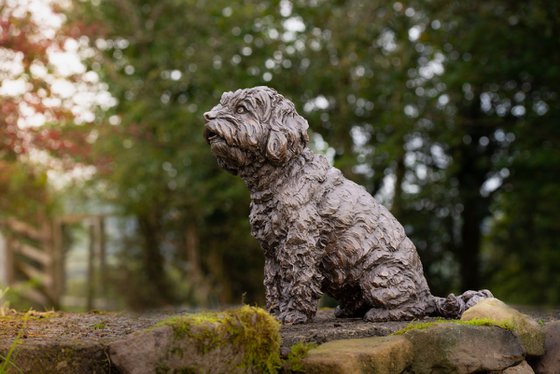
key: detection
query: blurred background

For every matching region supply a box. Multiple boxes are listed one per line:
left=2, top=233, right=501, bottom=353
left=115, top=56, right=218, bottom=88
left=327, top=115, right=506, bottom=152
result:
left=0, top=0, right=558, bottom=312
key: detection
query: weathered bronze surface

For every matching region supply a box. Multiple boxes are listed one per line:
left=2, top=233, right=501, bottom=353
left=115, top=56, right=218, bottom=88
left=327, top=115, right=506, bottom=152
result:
left=204, top=86, right=492, bottom=324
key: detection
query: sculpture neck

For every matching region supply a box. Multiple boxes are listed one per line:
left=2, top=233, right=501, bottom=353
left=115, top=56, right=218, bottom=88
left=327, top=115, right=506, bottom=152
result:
left=240, top=149, right=312, bottom=200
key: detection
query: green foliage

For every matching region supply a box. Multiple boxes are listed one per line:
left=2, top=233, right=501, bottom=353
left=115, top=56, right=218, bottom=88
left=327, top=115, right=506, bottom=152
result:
left=417, top=0, right=560, bottom=298
left=68, top=0, right=277, bottom=308
left=58, top=0, right=560, bottom=308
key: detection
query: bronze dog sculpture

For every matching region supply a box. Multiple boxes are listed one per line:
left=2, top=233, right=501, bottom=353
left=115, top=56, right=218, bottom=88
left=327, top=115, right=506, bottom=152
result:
left=204, top=86, right=492, bottom=324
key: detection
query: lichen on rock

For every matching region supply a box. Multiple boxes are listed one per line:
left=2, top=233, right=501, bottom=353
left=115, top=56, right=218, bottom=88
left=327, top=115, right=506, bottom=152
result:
left=392, top=317, right=513, bottom=335
left=110, top=305, right=281, bottom=374
left=404, top=324, right=525, bottom=373
left=461, top=298, right=545, bottom=356
left=158, top=305, right=281, bottom=371
left=532, top=321, right=560, bottom=374
left=301, top=335, right=412, bottom=374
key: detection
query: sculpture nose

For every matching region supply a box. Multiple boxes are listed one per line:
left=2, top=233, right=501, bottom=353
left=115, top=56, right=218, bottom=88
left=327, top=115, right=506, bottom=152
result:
left=204, top=111, right=216, bottom=122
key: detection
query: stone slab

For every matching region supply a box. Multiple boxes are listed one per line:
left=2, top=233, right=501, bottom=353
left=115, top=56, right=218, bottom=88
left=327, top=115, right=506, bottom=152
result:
left=404, top=323, right=525, bottom=374
left=301, top=335, right=412, bottom=374
left=462, top=298, right=545, bottom=356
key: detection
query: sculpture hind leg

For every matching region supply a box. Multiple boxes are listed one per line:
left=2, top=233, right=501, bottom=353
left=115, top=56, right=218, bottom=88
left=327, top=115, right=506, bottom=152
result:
left=360, top=238, right=435, bottom=321
left=359, top=263, right=434, bottom=322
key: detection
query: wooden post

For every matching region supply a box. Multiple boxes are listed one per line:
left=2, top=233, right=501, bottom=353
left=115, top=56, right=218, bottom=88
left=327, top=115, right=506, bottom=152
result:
left=86, top=221, right=95, bottom=311
left=4, top=235, right=15, bottom=285
left=97, top=217, right=107, bottom=298
left=42, top=218, right=58, bottom=308
left=51, top=219, right=65, bottom=308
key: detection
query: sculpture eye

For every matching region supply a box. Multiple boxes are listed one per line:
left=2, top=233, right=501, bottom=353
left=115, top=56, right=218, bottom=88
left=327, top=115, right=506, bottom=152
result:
left=235, top=105, right=248, bottom=114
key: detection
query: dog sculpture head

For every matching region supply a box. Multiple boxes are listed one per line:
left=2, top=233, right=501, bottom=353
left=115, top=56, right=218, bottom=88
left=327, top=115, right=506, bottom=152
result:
left=204, top=86, right=309, bottom=174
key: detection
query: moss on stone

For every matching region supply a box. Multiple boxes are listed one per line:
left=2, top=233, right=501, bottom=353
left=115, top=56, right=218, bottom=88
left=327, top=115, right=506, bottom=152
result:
left=91, top=321, right=107, bottom=330
left=461, top=298, right=545, bottom=356
left=393, top=318, right=514, bottom=335
left=301, top=336, right=413, bottom=374
left=281, top=341, right=317, bottom=372
left=156, top=305, right=281, bottom=373
left=0, top=310, right=56, bottom=323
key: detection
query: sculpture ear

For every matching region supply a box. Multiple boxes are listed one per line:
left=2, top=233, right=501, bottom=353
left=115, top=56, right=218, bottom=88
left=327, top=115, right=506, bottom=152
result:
left=265, top=112, right=309, bottom=164
left=266, top=129, right=288, bottom=164
left=286, top=113, right=309, bottom=150
left=264, top=93, right=309, bottom=164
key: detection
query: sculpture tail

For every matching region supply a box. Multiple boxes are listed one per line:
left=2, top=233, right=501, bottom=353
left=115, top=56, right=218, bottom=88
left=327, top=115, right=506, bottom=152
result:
left=432, top=289, right=494, bottom=319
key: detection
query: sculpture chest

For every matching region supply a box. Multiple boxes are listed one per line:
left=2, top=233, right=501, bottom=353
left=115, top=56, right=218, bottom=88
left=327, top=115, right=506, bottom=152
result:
left=249, top=197, right=288, bottom=254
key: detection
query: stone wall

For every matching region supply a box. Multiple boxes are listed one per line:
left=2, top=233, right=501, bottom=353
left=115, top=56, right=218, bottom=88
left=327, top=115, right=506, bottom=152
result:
left=301, top=299, right=557, bottom=374
left=0, top=300, right=558, bottom=373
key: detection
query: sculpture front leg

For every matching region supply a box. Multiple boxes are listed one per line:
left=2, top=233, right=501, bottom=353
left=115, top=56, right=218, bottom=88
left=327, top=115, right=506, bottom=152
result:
left=263, top=255, right=281, bottom=316
left=276, top=237, right=323, bottom=324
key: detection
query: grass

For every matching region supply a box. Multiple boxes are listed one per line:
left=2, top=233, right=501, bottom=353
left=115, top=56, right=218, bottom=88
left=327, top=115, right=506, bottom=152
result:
left=392, top=317, right=514, bottom=335
left=0, top=311, right=30, bottom=374
left=0, top=288, right=12, bottom=317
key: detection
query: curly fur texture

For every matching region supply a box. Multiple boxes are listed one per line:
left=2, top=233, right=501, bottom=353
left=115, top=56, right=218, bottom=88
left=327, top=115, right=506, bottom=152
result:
left=204, top=86, right=492, bottom=324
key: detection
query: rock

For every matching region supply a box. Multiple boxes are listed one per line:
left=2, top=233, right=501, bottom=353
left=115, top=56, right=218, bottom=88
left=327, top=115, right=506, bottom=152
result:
left=461, top=298, right=545, bottom=356
left=109, top=306, right=280, bottom=374
left=0, top=342, right=112, bottom=374
left=110, top=326, right=175, bottom=374
left=280, top=309, right=410, bottom=349
left=501, top=360, right=535, bottom=374
left=404, top=323, right=524, bottom=373
left=301, top=335, right=412, bottom=374
left=532, top=321, right=560, bottom=374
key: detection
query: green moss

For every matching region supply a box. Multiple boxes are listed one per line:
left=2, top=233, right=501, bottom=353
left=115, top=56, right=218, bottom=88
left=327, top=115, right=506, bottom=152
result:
left=155, top=364, right=171, bottom=374
left=393, top=318, right=514, bottom=335
left=90, top=309, right=110, bottom=315
left=280, top=341, right=317, bottom=373
left=0, top=310, right=56, bottom=323
left=156, top=305, right=282, bottom=373
left=91, top=321, right=107, bottom=330
left=175, top=368, right=197, bottom=374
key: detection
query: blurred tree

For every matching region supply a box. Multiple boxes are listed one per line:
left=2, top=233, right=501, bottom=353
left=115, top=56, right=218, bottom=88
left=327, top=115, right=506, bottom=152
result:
left=69, top=0, right=559, bottom=308
left=275, top=0, right=560, bottom=299
left=418, top=0, right=560, bottom=301
left=275, top=1, right=459, bottom=293
left=71, top=0, right=291, bottom=307
left=0, top=0, right=101, bottom=221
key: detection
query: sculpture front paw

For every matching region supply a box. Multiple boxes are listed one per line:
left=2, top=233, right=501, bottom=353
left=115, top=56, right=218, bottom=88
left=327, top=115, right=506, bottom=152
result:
left=279, top=310, right=309, bottom=324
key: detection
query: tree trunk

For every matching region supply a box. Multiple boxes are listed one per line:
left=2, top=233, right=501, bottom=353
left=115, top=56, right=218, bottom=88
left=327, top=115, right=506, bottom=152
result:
left=137, top=214, right=173, bottom=304
left=184, top=223, right=210, bottom=305
left=457, top=196, right=482, bottom=290
left=392, top=151, right=406, bottom=220
left=454, top=94, right=493, bottom=292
